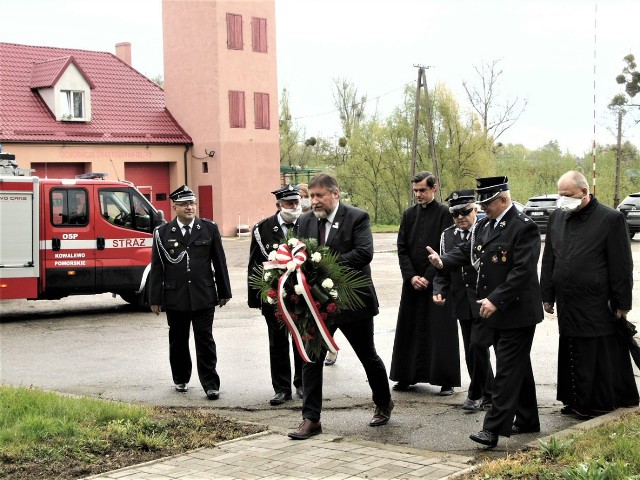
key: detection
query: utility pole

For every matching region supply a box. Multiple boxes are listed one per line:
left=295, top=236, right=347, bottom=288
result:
left=410, top=65, right=442, bottom=203
left=614, top=108, right=623, bottom=208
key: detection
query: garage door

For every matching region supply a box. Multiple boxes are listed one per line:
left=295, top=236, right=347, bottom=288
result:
left=31, top=163, right=85, bottom=179
left=124, top=162, right=171, bottom=218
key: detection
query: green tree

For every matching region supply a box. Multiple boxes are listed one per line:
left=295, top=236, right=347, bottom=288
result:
left=333, top=78, right=366, bottom=139
left=615, top=54, right=640, bottom=99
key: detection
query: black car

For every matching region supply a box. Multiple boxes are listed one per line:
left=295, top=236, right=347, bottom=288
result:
left=617, top=193, right=640, bottom=239
left=523, top=194, right=560, bottom=234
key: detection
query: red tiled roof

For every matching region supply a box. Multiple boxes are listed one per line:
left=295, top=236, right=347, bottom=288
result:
left=0, top=42, right=191, bottom=145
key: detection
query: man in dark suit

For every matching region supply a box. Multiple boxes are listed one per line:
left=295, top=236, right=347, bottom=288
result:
left=287, top=172, right=393, bottom=440
left=248, top=184, right=303, bottom=406
left=149, top=185, right=232, bottom=401
left=427, top=177, right=543, bottom=448
left=432, top=190, right=493, bottom=411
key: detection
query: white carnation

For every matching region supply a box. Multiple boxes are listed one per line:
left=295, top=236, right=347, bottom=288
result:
left=266, top=296, right=275, bottom=304
left=294, top=284, right=304, bottom=295
left=321, top=278, right=334, bottom=289
left=311, top=252, right=322, bottom=262
left=288, top=238, right=299, bottom=246
left=263, top=271, right=271, bottom=280
left=268, top=251, right=277, bottom=261
left=286, top=261, right=296, bottom=272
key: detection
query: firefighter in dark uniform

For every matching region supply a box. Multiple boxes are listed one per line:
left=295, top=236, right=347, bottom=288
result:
left=427, top=177, right=543, bottom=448
left=149, top=185, right=232, bottom=400
left=433, top=190, right=494, bottom=412
left=248, top=184, right=303, bottom=406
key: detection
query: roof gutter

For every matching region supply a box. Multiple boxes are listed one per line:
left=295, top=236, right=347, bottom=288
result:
left=183, top=144, right=190, bottom=185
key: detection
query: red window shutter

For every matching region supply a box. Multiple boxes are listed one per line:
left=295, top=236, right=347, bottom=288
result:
left=252, top=17, right=267, bottom=53
left=229, top=90, right=246, bottom=128
left=227, top=13, right=243, bottom=50
left=254, top=92, right=270, bottom=129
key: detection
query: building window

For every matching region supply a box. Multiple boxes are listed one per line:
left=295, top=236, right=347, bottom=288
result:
left=227, top=13, right=243, bottom=50
left=254, top=92, right=270, bottom=129
left=60, top=90, right=85, bottom=120
left=229, top=90, right=246, bottom=128
left=251, top=17, right=267, bottom=53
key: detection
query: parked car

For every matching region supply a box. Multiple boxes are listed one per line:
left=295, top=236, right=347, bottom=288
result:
left=617, top=192, right=640, bottom=239
left=523, top=194, right=560, bottom=234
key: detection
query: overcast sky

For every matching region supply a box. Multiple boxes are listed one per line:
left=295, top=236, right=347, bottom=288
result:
left=3, top=0, right=639, bottom=155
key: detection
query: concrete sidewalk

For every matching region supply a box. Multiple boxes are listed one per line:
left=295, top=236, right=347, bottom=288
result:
left=86, top=430, right=474, bottom=480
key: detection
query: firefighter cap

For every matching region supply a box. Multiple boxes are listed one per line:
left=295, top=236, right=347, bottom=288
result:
left=169, top=185, right=196, bottom=203
left=475, top=176, right=509, bottom=204
left=446, top=189, right=476, bottom=209
left=271, top=184, right=300, bottom=201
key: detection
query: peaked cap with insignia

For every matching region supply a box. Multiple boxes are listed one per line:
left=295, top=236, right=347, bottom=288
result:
left=169, top=185, right=196, bottom=203
left=475, top=176, right=509, bottom=204
left=271, top=184, right=300, bottom=201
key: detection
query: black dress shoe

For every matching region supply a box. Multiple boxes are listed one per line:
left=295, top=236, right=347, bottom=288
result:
left=511, top=424, right=540, bottom=435
left=392, top=382, right=413, bottom=391
left=269, top=392, right=292, bottom=405
left=175, top=383, right=188, bottom=393
left=288, top=419, right=322, bottom=440
left=369, top=399, right=394, bottom=427
left=469, top=429, right=498, bottom=448
left=206, top=389, right=219, bottom=400
left=295, top=386, right=304, bottom=399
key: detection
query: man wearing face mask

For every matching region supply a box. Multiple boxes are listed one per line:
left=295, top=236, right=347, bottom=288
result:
left=248, top=184, right=304, bottom=406
left=541, top=171, right=639, bottom=419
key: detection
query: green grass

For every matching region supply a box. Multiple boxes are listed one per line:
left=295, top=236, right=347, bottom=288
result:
left=371, top=224, right=399, bottom=233
left=0, top=385, right=263, bottom=479
left=470, top=411, right=640, bottom=479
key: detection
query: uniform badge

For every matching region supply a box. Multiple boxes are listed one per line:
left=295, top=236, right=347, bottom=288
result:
left=492, top=254, right=499, bottom=263
left=196, top=224, right=201, bottom=230
left=273, top=225, right=279, bottom=232
left=499, top=221, right=506, bottom=228
left=501, top=249, right=507, bottom=263
left=332, top=222, right=339, bottom=229
left=174, top=242, right=179, bottom=247
left=171, top=227, right=176, bottom=232
left=476, top=245, right=482, bottom=251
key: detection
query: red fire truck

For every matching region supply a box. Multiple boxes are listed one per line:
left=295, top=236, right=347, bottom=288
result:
left=0, top=152, right=165, bottom=305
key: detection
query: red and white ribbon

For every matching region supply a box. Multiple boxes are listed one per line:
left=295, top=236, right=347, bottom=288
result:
left=263, top=241, right=339, bottom=362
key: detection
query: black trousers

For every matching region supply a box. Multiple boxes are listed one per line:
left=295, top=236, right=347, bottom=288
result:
left=459, top=316, right=494, bottom=401
left=301, top=317, right=391, bottom=422
left=166, top=307, right=219, bottom=392
left=265, top=310, right=303, bottom=394
left=483, top=325, right=539, bottom=437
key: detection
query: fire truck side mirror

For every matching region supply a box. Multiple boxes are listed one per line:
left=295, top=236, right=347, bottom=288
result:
left=156, top=209, right=166, bottom=225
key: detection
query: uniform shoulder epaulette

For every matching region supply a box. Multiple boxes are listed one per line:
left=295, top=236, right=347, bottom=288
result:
left=444, top=224, right=456, bottom=233
left=515, top=212, right=532, bottom=223
left=201, top=218, right=216, bottom=225
left=253, top=217, right=268, bottom=230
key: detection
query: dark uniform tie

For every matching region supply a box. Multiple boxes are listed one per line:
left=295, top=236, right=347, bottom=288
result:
left=318, top=219, right=328, bottom=246
left=183, top=224, right=190, bottom=243
left=462, top=230, right=469, bottom=242
left=283, top=222, right=294, bottom=233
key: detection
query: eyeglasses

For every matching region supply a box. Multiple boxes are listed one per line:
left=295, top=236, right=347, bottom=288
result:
left=450, top=207, right=473, bottom=218
left=175, top=202, right=196, bottom=208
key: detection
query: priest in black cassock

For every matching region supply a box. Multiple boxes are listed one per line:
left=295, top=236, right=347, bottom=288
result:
left=389, top=171, right=459, bottom=395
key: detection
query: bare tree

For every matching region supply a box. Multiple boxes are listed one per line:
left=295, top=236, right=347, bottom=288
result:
left=332, top=78, right=366, bottom=139
left=462, top=59, right=527, bottom=145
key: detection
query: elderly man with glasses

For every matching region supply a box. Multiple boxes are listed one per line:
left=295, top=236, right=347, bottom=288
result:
left=427, top=177, right=543, bottom=449
left=433, top=190, right=494, bottom=413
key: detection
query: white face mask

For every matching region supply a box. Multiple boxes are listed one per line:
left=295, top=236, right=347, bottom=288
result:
left=558, top=195, right=584, bottom=213
left=300, top=198, right=312, bottom=210
left=280, top=206, right=302, bottom=223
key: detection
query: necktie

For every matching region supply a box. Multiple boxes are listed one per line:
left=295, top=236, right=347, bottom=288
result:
left=462, top=230, right=469, bottom=242
left=318, top=219, right=328, bottom=246
left=490, top=219, right=497, bottom=229
left=183, top=224, right=190, bottom=243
